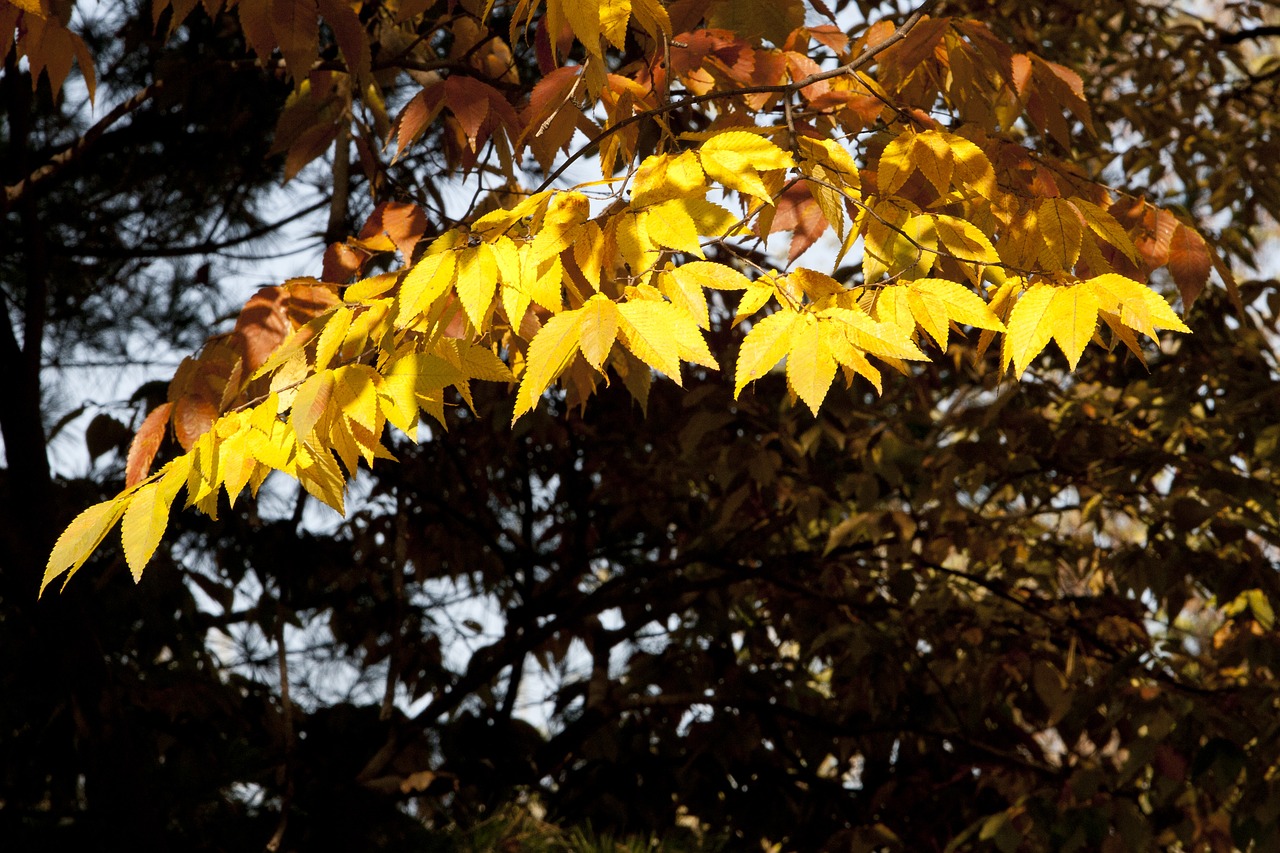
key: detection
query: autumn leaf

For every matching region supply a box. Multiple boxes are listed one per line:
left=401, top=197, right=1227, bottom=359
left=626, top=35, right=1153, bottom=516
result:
left=1004, top=283, right=1057, bottom=375
left=735, top=309, right=798, bottom=397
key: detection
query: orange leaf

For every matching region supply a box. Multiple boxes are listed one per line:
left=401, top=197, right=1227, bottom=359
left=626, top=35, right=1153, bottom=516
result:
left=126, top=403, right=172, bottom=488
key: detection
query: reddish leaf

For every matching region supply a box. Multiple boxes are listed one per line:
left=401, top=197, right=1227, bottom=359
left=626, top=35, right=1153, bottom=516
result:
left=444, top=75, right=498, bottom=150
left=392, top=83, right=446, bottom=159
left=126, top=403, right=172, bottom=487
left=772, top=182, right=830, bottom=261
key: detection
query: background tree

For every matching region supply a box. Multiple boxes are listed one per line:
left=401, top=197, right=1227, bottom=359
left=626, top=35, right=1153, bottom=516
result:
left=3, top=0, right=1279, bottom=850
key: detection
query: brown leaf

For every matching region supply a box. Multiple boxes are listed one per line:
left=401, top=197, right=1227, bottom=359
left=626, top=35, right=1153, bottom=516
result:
left=85, top=413, right=131, bottom=462
left=358, top=202, right=428, bottom=260
left=233, top=286, right=293, bottom=377
left=126, top=403, right=172, bottom=487
left=173, top=396, right=218, bottom=451
left=268, top=0, right=319, bottom=80
left=1167, top=223, right=1210, bottom=309
left=316, top=0, right=370, bottom=81
left=322, top=242, right=370, bottom=283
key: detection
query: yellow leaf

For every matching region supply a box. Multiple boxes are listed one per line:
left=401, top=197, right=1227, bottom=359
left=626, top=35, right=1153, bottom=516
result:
left=381, top=353, right=464, bottom=433
left=817, top=305, right=928, bottom=361
left=934, top=215, right=999, bottom=265
left=797, top=136, right=860, bottom=194
left=600, top=0, right=630, bottom=49
left=1072, top=199, right=1140, bottom=264
left=699, top=131, right=794, bottom=201
left=1003, top=282, right=1056, bottom=375
left=515, top=308, right=587, bottom=420
left=523, top=247, right=564, bottom=311
left=471, top=191, right=549, bottom=238
left=557, top=0, right=600, bottom=54
left=1048, top=282, right=1100, bottom=369
left=579, top=294, right=620, bottom=370
left=296, top=444, right=346, bottom=514
left=1037, top=198, right=1084, bottom=271
left=871, top=285, right=915, bottom=339
left=642, top=200, right=704, bottom=257
left=456, top=243, right=499, bottom=332
left=791, top=267, right=844, bottom=302
left=121, top=457, right=190, bottom=581
left=632, top=150, right=706, bottom=207
left=613, top=210, right=662, bottom=277
left=681, top=198, right=738, bottom=237
left=1087, top=273, right=1191, bottom=339
left=443, top=340, right=515, bottom=381
left=733, top=283, right=776, bottom=325
left=627, top=0, right=669, bottom=39
left=946, top=132, right=997, bottom=199
left=914, top=131, right=956, bottom=196
left=397, top=245, right=458, bottom=325
left=786, top=314, right=837, bottom=415
left=217, top=422, right=257, bottom=506
left=735, top=309, right=798, bottom=397
left=314, top=306, right=353, bottom=371
left=672, top=260, right=752, bottom=291
left=618, top=299, right=683, bottom=380
left=822, top=323, right=882, bottom=393
left=333, top=364, right=382, bottom=436
left=248, top=415, right=296, bottom=472
left=660, top=267, right=710, bottom=329
left=862, top=198, right=922, bottom=283
left=907, top=285, right=950, bottom=349
left=491, top=235, right=522, bottom=288
left=533, top=191, right=590, bottom=262
left=701, top=130, right=788, bottom=170
left=572, top=221, right=606, bottom=290
left=909, top=278, right=1006, bottom=333
left=42, top=495, right=131, bottom=595
left=291, top=369, right=335, bottom=442
left=801, top=164, right=848, bottom=237
left=877, top=133, right=915, bottom=195
left=343, top=272, right=398, bottom=302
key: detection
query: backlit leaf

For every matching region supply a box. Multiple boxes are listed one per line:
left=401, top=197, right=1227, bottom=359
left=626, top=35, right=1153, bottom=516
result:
left=578, top=295, right=620, bottom=370
left=121, top=457, right=190, bottom=581
left=1048, top=282, right=1100, bottom=369
left=786, top=314, right=838, bottom=415
left=515, top=308, right=587, bottom=421
left=42, top=496, right=131, bottom=596
left=735, top=309, right=798, bottom=397
left=1004, top=283, right=1056, bottom=375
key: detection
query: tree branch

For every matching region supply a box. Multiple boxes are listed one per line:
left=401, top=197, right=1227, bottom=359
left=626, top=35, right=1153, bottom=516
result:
left=1220, top=25, right=1280, bottom=45
left=4, top=82, right=162, bottom=211
left=534, top=0, right=941, bottom=193
left=59, top=198, right=329, bottom=259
